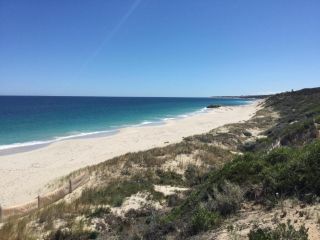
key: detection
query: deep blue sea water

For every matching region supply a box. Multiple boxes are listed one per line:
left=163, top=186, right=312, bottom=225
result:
left=0, top=96, right=251, bottom=150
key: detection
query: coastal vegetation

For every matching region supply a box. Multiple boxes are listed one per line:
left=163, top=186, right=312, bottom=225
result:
left=0, top=87, right=320, bottom=239
left=248, top=221, right=309, bottom=240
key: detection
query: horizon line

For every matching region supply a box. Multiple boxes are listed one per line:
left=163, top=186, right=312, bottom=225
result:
left=0, top=94, right=271, bottom=98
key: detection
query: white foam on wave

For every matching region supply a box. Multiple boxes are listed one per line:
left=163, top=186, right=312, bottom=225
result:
left=0, top=129, right=118, bottom=151
left=162, top=117, right=175, bottom=121
left=0, top=140, right=53, bottom=151
left=175, top=107, right=209, bottom=119
left=139, top=121, right=154, bottom=126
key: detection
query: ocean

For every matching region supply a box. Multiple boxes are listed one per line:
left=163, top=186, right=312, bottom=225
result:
left=0, top=96, right=251, bottom=150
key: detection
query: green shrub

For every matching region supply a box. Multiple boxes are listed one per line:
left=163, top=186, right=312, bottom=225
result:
left=217, top=140, right=320, bottom=198
left=263, top=88, right=320, bottom=147
left=299, top=140, right=320, bottom=195
left=191, top=206, right=220, bottom=234
left=155, top=169, right=184, bottom=186
left=248, top=220, right=308, bottom=240
left=208, top=181, right=243, bottom=216
left=252, top=137, right=273, bottom=152
left=242, top=141, right=257, bottom=151
left=280, top=119, right=317, bottom=146
left=243, top=130, right=253, bottom=137
left=48, top=228, right=99, bottom=240
left=264, top=147, right=292, bottom=165
left=193, top=133, right=216, bottom=143
left=184, top=164, right=203, bottom=186
left=218, top=153, right=266, bottom=185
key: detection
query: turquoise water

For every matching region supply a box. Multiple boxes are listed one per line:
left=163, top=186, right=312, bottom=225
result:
left=0, top=96, right=251, bottom=150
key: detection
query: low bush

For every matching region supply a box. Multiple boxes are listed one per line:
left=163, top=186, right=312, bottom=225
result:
left=280, top=119, right=317, bottom=146
left=243, top=130, right=252, bottom=137
left=207, top=181, right=243, bottom=216
left=155, top=169, right=184, bottom=186
left=184, top=164, right=204, bottom=186
left=190, top=205, right=220, bottom=234
left=242, top=141, right=257, bottom=151
left=192, top=133, right=216, bottom=143
left=213, top=140, right=320, bottom=199
left=48, top=228, right=99, bottom=240
left=248, top=220, right=308, bottom=240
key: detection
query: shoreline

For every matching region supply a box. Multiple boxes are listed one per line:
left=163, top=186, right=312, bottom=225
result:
left=0, top=102, right=249, bottom=156
left=0, top=100, right=262, bottom=206
left=0, top=105, right=214, bottom=155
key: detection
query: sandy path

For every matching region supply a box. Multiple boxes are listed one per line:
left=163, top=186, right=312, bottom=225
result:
left=0, top=101, right=261, bottom=206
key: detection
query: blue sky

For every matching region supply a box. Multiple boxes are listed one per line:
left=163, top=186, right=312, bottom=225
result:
left=0, top=0, right=319, bottom=97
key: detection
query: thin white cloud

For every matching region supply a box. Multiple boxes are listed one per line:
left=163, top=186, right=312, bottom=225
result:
left=81, top=0, right=142, bottom=70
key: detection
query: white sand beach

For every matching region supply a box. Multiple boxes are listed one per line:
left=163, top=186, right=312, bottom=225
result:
left=0, top=101, right=262, bottom=207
